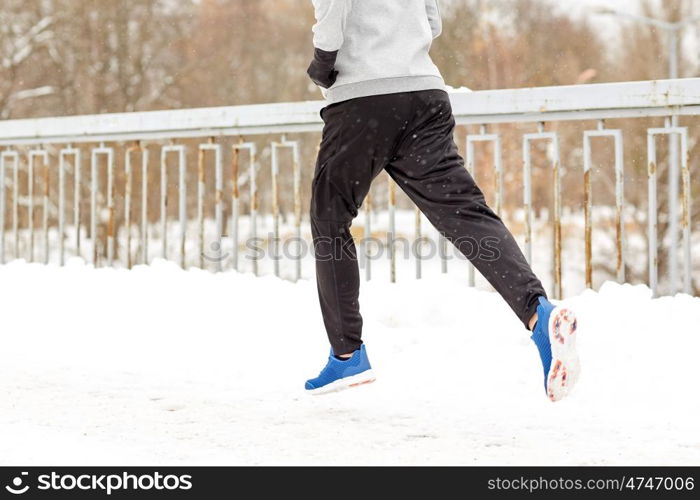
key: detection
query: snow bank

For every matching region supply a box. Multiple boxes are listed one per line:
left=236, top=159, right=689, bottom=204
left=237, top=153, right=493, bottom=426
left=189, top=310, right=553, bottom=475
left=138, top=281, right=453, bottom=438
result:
left=0, top=259, right=698, bottom=465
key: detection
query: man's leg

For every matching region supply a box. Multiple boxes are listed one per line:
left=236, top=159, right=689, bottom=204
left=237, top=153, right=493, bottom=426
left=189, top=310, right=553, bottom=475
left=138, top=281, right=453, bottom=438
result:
left=310, top=95, right=406, bottom=355
left=386, top=90, right=546, bottom=328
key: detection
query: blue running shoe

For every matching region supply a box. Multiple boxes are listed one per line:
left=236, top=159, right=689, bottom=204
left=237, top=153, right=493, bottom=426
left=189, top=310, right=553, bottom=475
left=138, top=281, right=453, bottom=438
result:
left=530, top=296, right=580, bottom=402
left=305, top=345, right=375, bottom=395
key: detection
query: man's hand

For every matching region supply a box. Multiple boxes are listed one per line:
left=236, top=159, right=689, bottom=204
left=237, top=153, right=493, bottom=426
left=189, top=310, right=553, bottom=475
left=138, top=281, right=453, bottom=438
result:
left=307, top=48, right=339, bottom=89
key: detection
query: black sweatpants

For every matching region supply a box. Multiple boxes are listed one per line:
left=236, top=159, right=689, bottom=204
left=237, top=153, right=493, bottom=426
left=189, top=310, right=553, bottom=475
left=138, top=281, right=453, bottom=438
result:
left=310, top=89, right=546, bottom=355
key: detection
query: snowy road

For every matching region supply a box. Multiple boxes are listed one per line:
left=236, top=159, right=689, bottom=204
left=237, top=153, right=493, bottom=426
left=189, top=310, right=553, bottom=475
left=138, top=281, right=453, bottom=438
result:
left=1, top=259, right=699, bottom=465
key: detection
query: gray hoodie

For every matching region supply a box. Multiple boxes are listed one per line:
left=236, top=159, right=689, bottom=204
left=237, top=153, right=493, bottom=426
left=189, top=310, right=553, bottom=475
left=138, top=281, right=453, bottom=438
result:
left=308, top=0, right=446, bottom=104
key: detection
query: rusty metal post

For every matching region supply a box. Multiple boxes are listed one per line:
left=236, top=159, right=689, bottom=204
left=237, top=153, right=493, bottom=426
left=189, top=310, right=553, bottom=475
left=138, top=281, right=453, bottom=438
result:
left=107, top=149, right=115, bottom=266
left=466, top=135, right=476, bottom=287
left=231, top=145, right=240, bottom=271
left=292, top=142, right=302, bottom=282
left=0, top=151, right=19, bottom=264
left=91, top=145, right=114, bottom=267
left=0, top=153, right=6, bottom=264
left=647, top=132, right=658, bottom=297
left=0, top=154, right=5, bottom=264
left=271, top=136, right=301, bottom=281
left=160, top=146, right=168, bottom=260
left=71, top=148, right=82, bottom=258
left=42, top=154, right=49, bottom=264
left=414, top=206, right=421, bottom=279
left=197, top=146, right=205, bottom=268
left=614, top=131, right=625, bottom=283
left=552, top=135, right=562, bottom=300
left=140, top=148, right=149, bottom=265
left=583, top=126, right=626, bottom=288
left=28, top=152, right=34, bottom=262
left=522, top=137, right=533, bottom=265
left=91, top=149, right=97, bottom=265
left=271, top=141, right=280, bottom=277
left=232, top=141, right=256, bottom=274
left=439, top=235, right=447, bottom=273
left=271, top=138, right=302, bottom=280
left=28, top=150, right=48, bottom=263
left=583, top=134, right=593, bottom=289
left=523, top=128, right=562, bottom=298
left=12, top=152, right=19, bottom=258
left=679, top=129, right=691, bottom=294
left=214, top=141, right=224, bottom=273
left=250, top=144, right=259, bottom=276
left=250, top=144, right=258, bottom=276
left=58, top=147, right=79, bottom=265
left=176, top=146, right=186, bottom=269
left=494, top=135, right=503, bottom=217
left=647, top=126, right=689, bottom=296
left=124, top=143, right=141, bottom=269
left=270, top=138, right=302, bottom=281
left=198, top=140, right=222, bottom=270
left=364, top=191, right=372, bottom=281
left=124, top=145, right=134, bottom=268
left=388, top=174, right=396, bottom=283
left=160, top=144, right=186, bottom=266
left=466, top=127, right=504, bottom=286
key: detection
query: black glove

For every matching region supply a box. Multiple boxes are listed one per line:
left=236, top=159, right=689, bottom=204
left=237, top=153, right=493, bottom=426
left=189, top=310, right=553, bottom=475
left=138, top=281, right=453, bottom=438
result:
left=307, top=48, right=339, bottom=89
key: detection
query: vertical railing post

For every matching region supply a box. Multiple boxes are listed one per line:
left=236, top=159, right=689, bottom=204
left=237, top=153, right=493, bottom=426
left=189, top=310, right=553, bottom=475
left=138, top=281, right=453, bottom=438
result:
left=0, top=154, right=5, bottom=264
left=178, top=146, right=186, bottom=269
left=72, top=148, right=82, bottom=258
left=271, top=141, right=280, bottom=277
left=292, top=142, right=302, bottom=282
left=232, top=141, right=257, bottom=274
left=466, top=125, right=503, bottom=287
left=466, top=136, right=476, bottom=287
left=614, top=131, right=625, bottom=284
left=523, top=136, right=533, bottom=265
left=12, top=152, right=19, bottom=259
left=42, top=151, right=50, bottom=265
left=647, top=132, right=658, bottom=296
left=414, top=206, right=421, bottom=280
left=197, top=139, right=222, bottom=270
left=140, top=148, right=149, bottom=265
left=0, top=151, right=19, bottom=264
left=90, top=144, right=114, bottom=267
left=250, top=144, right=258, bottom=277
left=647, top=126, right=690, bottom=296
left=160, top=145, right=168, bottom=261
left=197, top=145, right=205, bottom=269
left=388, top=175, right=396, bottom=283
left=523, top=126, right=562, bottom=299
left=270, top=138, right=301, bottom=280
left=583, top=133, right=593, bottom=289
left=0, top=153, right=6, bottom=264
left=58, top=147, right=80, bottom=265
left=552, top=134, right=562, bottom=300
left=27, top=149, right=49, bottom=264
left=215, top=141, right=224, bottom=273
left=231, top=144, right=240, bottom=271
left=680, top=130, right=692, bottom=294
left=583, top=125, right=625, bottom=289
left=364, top=191, right=372, bottom=281
left=125, top=143, right=135, bottom=269
left=160, top=144, right=186, bottom=267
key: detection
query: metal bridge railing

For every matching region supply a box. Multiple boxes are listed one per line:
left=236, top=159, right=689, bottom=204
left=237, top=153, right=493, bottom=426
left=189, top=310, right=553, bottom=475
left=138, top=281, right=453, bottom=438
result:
left=0, top=78, right=697, bottom=298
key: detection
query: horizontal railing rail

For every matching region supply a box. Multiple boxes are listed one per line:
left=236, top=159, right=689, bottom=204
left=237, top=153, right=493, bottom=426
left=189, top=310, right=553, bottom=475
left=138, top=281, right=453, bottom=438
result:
left=0, top=78, right=697, bottom=299
left=0, top=79, right=698, bottom=145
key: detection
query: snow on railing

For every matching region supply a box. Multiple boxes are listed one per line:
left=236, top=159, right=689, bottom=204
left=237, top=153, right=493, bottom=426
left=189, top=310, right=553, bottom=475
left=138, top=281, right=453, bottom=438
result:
left=0, top=79, right=698, bottom=297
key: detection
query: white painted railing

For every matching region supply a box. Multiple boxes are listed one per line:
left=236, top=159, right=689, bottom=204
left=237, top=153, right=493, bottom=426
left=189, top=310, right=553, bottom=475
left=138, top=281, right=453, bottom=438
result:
left=0, top=79, right=697, bottom=297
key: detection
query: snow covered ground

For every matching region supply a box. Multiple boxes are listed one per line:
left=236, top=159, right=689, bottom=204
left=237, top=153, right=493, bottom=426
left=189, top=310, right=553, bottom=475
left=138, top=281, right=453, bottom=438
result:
left=1, top=259, right=699, bottom=465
